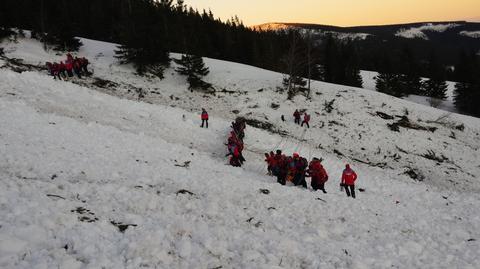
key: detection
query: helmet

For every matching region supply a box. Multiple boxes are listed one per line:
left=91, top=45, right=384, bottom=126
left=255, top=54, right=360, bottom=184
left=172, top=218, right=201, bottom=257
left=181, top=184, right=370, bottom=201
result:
left=293, top=153, right=300, bottom=158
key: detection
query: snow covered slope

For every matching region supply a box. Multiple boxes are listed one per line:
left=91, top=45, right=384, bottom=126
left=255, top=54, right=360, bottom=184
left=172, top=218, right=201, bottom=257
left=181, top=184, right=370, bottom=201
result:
left=1, top=36, right=480, bottom=268
left=395, top=23, right=461, bottom=40
left=360, top=70, right=459, bottom=113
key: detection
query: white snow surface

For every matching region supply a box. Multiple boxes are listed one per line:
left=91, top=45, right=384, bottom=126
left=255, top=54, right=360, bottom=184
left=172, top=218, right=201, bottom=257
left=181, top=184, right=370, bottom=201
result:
left=1, top=37, right=480, bottom=268
left=395, top=23, right=461, bottom=40
left=460, top=31, right=480, bottom=38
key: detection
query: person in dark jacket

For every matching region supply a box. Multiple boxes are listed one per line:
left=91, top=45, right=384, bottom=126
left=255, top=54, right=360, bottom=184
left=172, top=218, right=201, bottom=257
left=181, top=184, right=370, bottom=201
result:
left=46, top=62, right=54, bottom=76
left=53, top=62, right=61, bottom=80
left=201, top=108, right=209, bottom=128
left=289, top=153, right=307, bottom=188
left=341, top=164, right=358, bottom=198
left=293, top=109, right=301, bottom=125
left=272, top=150, right=286, bottom=185
left=80, top=57, right=89, bottom=75
left=58, top=61, right=66, bottom=79
left=73, top=57, right=82, bottom=78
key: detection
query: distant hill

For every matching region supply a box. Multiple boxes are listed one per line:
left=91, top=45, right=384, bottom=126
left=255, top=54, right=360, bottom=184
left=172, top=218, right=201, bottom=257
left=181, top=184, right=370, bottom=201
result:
left=253, top=21, right=480, bottom=68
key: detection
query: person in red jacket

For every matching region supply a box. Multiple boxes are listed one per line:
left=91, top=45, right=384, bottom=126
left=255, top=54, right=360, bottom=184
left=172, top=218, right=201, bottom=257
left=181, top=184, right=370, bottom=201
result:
left=65, top=59, right=73, bottom=77
left=66, top=53, right=73, bottom=62
left=200, top=108, right=209, bottom=128
left=301, top=112, right=310, bottom=128
left=293, top=109, right=301, bottom=125
left=308, top=157, right=328, bottom=193
left=341, top=164, right=358, bottom=198
left=229, top=144, right=242, bottom=167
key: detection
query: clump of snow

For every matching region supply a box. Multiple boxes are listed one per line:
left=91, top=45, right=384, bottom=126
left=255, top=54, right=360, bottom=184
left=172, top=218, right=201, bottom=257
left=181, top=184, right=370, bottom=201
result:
left=460, top=31, right=480, bottom=38
left=395, top=23, right=461, bottom=40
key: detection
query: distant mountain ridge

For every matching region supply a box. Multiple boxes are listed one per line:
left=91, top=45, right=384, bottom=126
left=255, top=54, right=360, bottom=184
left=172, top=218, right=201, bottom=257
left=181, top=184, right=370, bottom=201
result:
left=253, top=21, right=479, bottom=34
left=253, top=21, right=480, bottom=66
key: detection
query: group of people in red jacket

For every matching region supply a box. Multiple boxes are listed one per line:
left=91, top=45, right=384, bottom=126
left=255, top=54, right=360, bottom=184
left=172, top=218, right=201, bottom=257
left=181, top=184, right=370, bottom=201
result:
left=204, top=109, right=357, bottom=198
left=226, top=117, right=247, bottom=167
left=46, top=53, right=90, bottom=80
left=293, top=109, right=311, bottom=128
left=265, top=151, right=358, bottom=198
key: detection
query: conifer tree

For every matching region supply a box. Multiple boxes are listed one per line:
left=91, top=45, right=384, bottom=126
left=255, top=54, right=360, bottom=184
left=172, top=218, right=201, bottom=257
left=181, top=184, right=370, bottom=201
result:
left=424, top=51, right=448, bottom=100
left=341, top=42, right=363, bottom=88
left=321, top=34, right=338, bottom=83
left=398, top=46, right=422, bottom=95
left=174, top=54, right=212, bottom=91
left=375, top=53, right=404, bottom=97
left=115, top=0, right=170, bottom=78
left=454, top=51, right=480, bottom=116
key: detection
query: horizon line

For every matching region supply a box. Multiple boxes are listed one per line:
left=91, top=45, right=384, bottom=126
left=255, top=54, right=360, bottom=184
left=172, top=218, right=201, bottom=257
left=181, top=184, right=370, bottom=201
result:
left=249, top=19, right=480, bottom=28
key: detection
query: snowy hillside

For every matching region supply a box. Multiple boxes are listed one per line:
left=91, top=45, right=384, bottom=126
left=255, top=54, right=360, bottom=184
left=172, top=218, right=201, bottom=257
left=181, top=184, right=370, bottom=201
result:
left=1, top=36, right=480, bottom=268
left=460, top=31, right=480, bottom=38
left=253, top=21, right=480, bottom=68
left=395, top=23, right=460, bottom=40
left=360, top=70, right=459, bottom=113
left=254, top=23, right=371, bottom=41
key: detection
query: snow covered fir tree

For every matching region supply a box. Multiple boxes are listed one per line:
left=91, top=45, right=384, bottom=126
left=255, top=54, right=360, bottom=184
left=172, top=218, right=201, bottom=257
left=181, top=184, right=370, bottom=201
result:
left=1, top=0, right=480, bottom=268
left=174, top=54, right=212, bottom=91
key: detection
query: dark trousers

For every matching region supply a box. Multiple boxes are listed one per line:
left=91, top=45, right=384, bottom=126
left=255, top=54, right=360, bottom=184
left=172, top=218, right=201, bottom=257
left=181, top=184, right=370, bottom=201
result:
left=230, top=156, right=241, bottom=167
left=74, top=68, right=82, bottom=78
left=294, top=174, right=307, bottom=188
left=301, top=121, right=310, bottom=128
left=201, top=119, right=208, bottom=128
left=312, top=181, right=326, bottom=193
left=344, top=184, right=355, bottom=198
left=82, top=66, right=89, bottom=74
left=294, top=118, right=300, bottom=124
left=277, top=171, right=286, bottom=185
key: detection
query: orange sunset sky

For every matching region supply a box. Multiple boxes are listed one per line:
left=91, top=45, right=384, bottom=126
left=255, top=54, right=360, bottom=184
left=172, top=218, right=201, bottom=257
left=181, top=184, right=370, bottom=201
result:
left=185, top=0, right=480, bottom=26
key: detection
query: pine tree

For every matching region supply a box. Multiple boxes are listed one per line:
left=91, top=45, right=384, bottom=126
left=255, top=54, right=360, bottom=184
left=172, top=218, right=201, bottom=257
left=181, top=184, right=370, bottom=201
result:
left=398, top=46, right=422, bottom=95
left=341, top=42, right=363, bottom=88
left=424, top=51, right=448, bottom=100
left=375, top=53, right=404, bottom=97
left=174, top=54, right=212, bottom=91
left=115, top=0, right=170, bottom=78
left=321, top=34, right=338, bottom=83
left=454, top=50, right=480, bottom=116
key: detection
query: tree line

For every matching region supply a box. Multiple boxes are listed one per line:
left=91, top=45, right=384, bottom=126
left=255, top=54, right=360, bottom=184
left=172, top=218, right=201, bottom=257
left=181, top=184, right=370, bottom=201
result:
left=0, top=0, right=362, bottom=88
left=374, top=45, right=480, bottom=116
